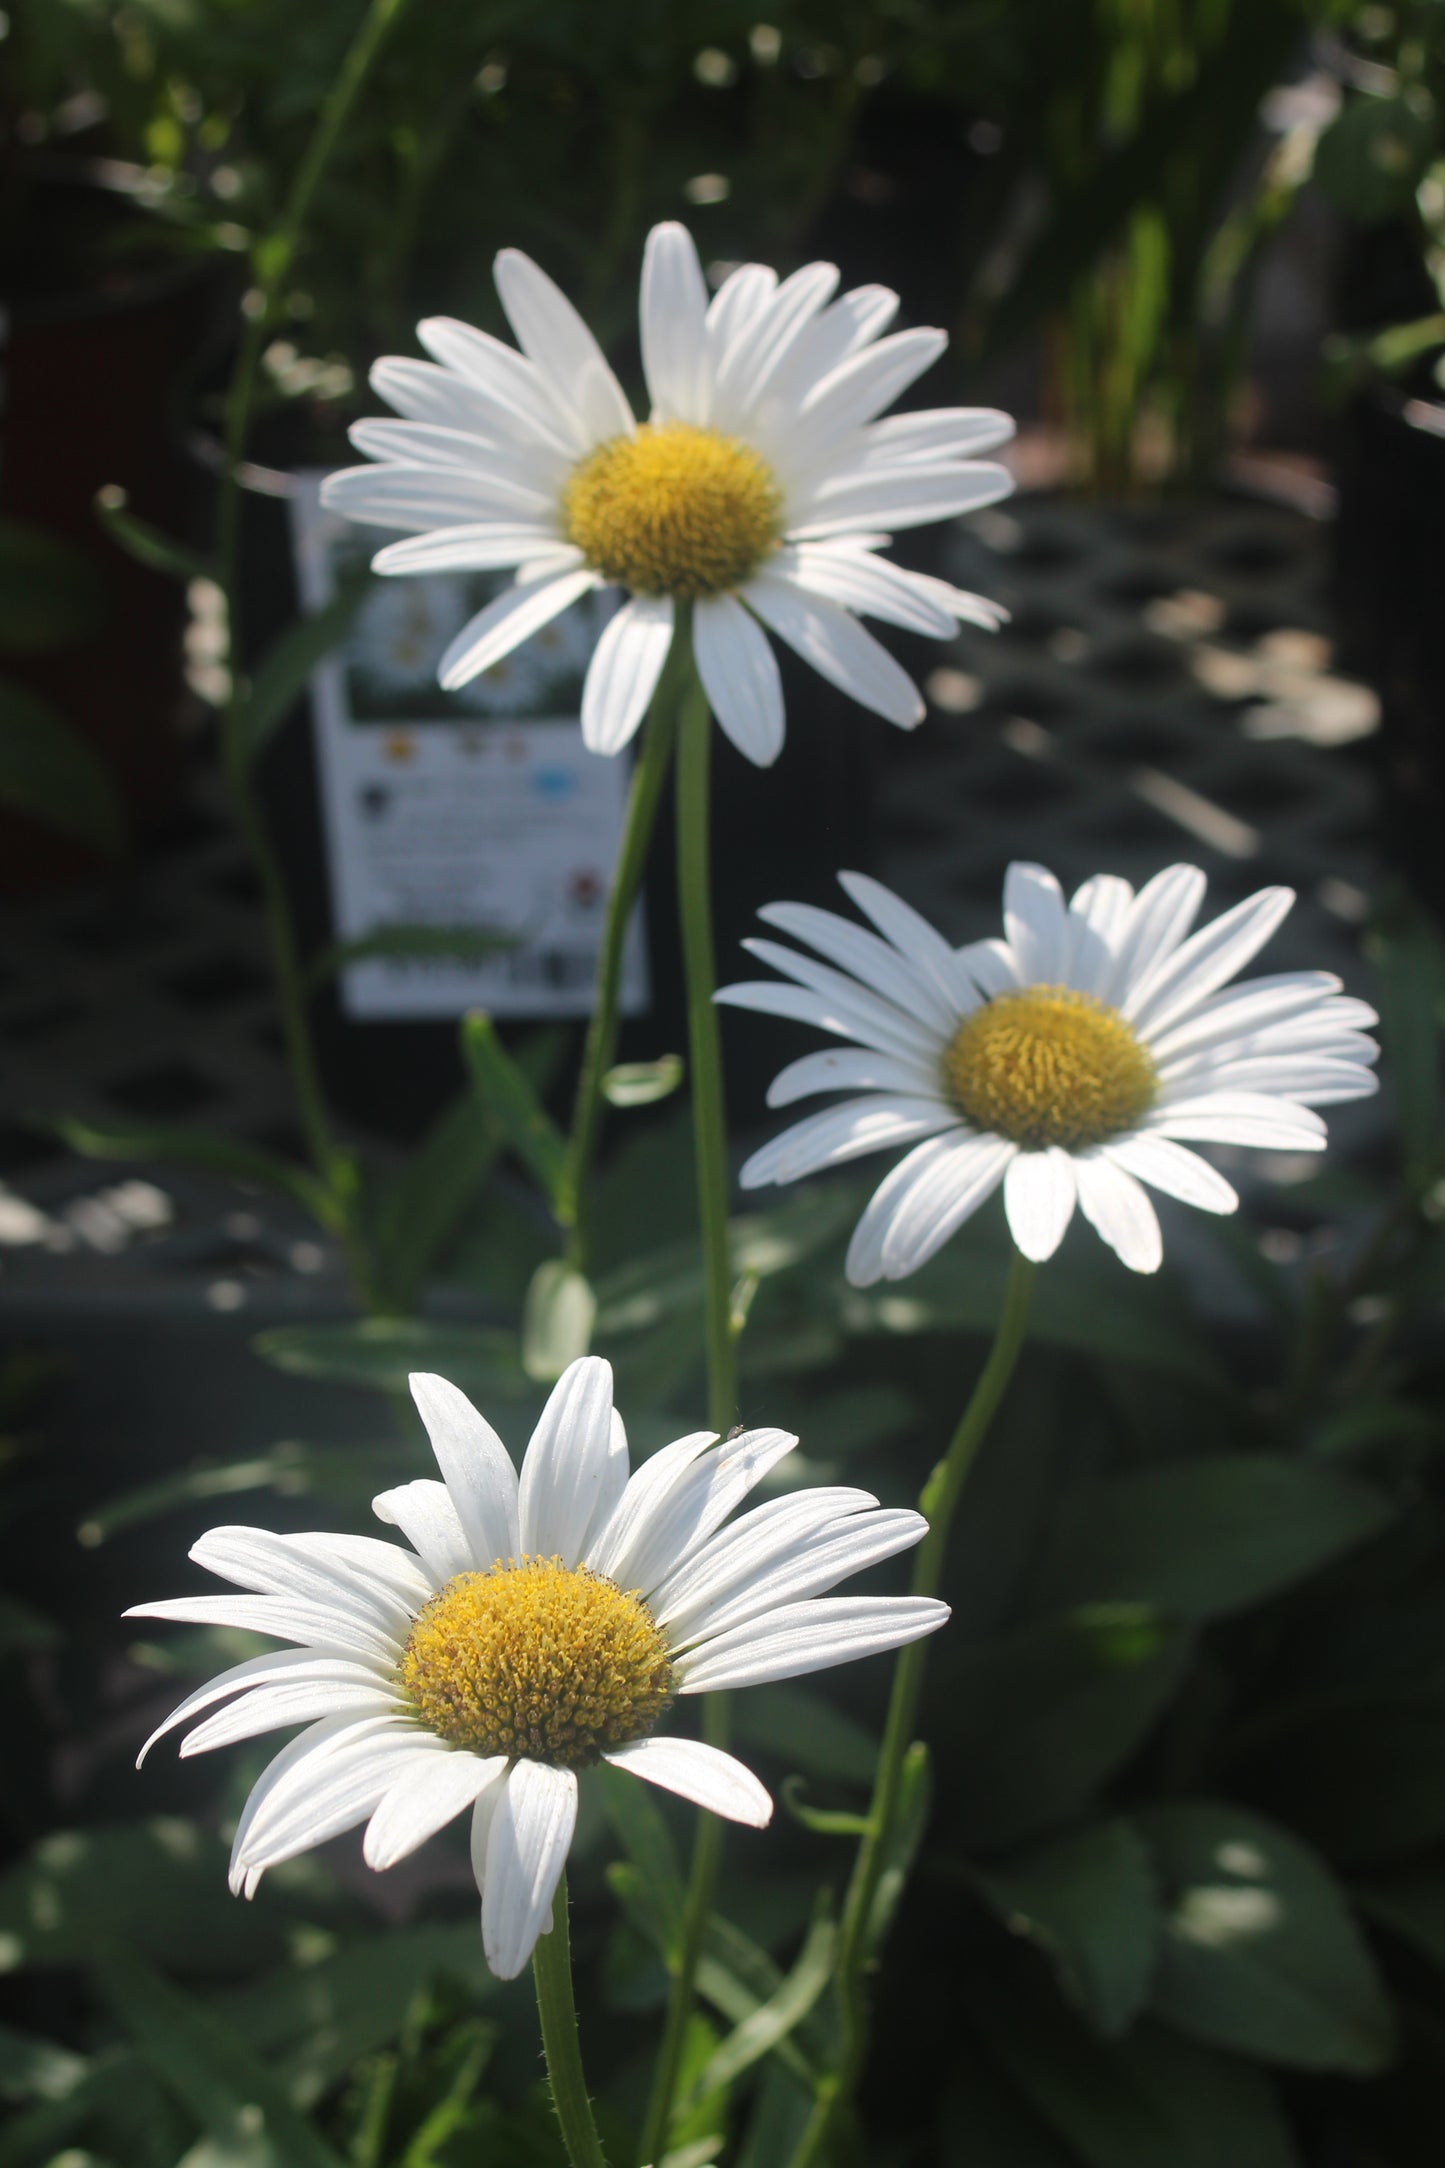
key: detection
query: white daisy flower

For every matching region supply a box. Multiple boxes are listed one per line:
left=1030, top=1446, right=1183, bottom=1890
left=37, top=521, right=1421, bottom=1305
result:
left=128, top=1358, right=943, bottom=1980
left=321, top=221, right=1014, bottom=768
left=717, top=862, right=1380, bottom=1282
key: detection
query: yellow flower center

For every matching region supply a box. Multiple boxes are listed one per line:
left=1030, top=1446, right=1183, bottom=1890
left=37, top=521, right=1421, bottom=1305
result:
left=941, top=985, right=1158, bottom=1151
left=562, top=421, right=782, bottom=598
left=397, top=1556, right=674, bottom=1769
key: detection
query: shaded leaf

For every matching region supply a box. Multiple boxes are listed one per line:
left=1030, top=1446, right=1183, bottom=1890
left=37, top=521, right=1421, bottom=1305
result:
left=732, top=1684, right=880, bottom=1789
left=1314, top=94, right=1437, bottom=226
left=865, top=1741, right=931, bottom=1958
left=1025, top=1457, right=1393, bottom=1622
left=310, top=921, right=515, bottom=988
left=461, top=1010, right=569, bottom=1216
left=0, top=682, right=125, bottom=854
left=0, top=2020, right=88, bottom=2102
left=686, top=1907, right=835, bottom=2103
left=0, top=516, right=108, bottom=652
left=97, top=1948, right=346, bottom=2168
left=1225, top=1697, right=1445, bottom=1870
left=252, top=1318, right=531, bottom=1401
left=240, top=571, right=370, bottom=758
left=80, top=1440, right=402, bottom=1545
left=979, top=1818, right=1159, bottom=2037
left=95, top=486, right=209, bottom=584
left=1137, top=1801, right=1394, bottom=2074
left=1366, top=903, right=1445, bottom=1184
left=603, top=1054, right=685, bottom=1107
left=45, top=1113, right=327, bottom=1218
left=596, top=1763, right=684, bottom=1958
left=1357, top=1865, right=1445, bottom=1982
left=940, top=1607, right=1194, bottom=1850
left=522, top=1261, right=596, bottom=1381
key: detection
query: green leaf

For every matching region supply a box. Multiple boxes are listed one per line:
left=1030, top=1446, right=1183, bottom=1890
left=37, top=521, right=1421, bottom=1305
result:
left=45, top=1112, right=327, bottom=1218
left=1136, top=1801, right=1395, bottom=2074
left=0, top=516, right=108, bottom=652
left=238, top=570, right=371, bottom=759
left=0, top=2020, right=88, bottom=2102
left=309, top=921, right=516, bottom=988
left=1225, top=1697, right=1445, bottom=1869
left=596, top=1763, right=684, bottom=1957
left=252, top=1318, right=531, bottom=1401
left=97, top=1948, right=347, bottom=2168
left=979, top=1819, right=1159, bottom=2037
left=0, top=1822, right=296, bottom=1976
left=79, top=1440, right=402, bottom=1545
left=685, top=1907, right=835, bottom=2104
left=602, top=1055, right=685, bottom=1107
left=214, top=1926, right=496, bottom=2111
left=865, top=1741, right=931, bottom=1958
left=522, top=1260, right=596, bottom=1381
left=594, top=1186, right=858, bottom=1338
left=369, top=1094, right=498, bottom=1314
left=0, top=681, right=126, bottom=854
left=460, top=1010, right=569, bottom=1217
left=966, top=1979, right=1300, bottom=2168
left=735, top=2065, right=815, bottom=2168
left=779, top=1779, right=870, bottom=1837
left=731, top=1685, right=880, bottom=1788
left=1357, top=1865, right=1445, bottom=1982
left=940, top=1607, right=1194, bottom=1851
left=1314, top=93, right=1437, bottom=226
left=1024, top=1457, right=1393, bottom=1622
left=1366, top=903, right=1445, bottom=1184
left=694, top=1922, right=819, bottom=2094
left=939, top=2045, right=1076, bottom=2167
left=95, top=486, right=210, bottom=584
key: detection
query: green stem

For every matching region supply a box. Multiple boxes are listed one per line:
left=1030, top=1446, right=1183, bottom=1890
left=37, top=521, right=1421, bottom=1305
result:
left=791, top=1252, right=1037, bottom=2168
left=634, top=635, right=736, bottom=2168
left=214, top=0, right=408, bottom=1280
left=562, top=663, right=682, bottom=1270
left=533, top=1873, right=609, bottom=2168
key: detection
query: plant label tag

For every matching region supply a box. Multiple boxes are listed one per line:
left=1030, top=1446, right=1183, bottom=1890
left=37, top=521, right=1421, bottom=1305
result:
left=288, top=473, right=648, bottom=1021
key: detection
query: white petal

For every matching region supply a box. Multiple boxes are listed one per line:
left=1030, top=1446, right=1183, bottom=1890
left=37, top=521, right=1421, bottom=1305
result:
left=469, top=1768, right=507, bottom=1896
left=409, top=1373, right=520, bottom=1566
left=1146, top=1091, right=1328, bottom=1150
left=620, top=1429, right=801, bottom=1600
left=136, top=1651, right=389, bottom=1769
left=839, top=870, right=982, bottom=1014
left=957, top=935, right=1023, bottom=997
left=641, top=221, right=711, bottom=424
left=189, top=1526, right=427, bottom=1622
left=745, top=575, right=924, bottom=727
left=713, top=262, right=839, bottom=426
left=757, top=899, right=956, bottom=1030
left=693, top=594, right=785, bottom=767
left=1003, top=862, right=1069, bottom=986
left=437, top=569, right=599, bottom=692
left=181, top=1675, right=402, bottom=1757
left=372, top=525, right=569, bottom=577
left=585, top=1430, right=719, bottom=1586
left=786, top=462, right=1013, bottom=539
left=764, top=1044, right=942, bottom=1108
left=715, top=977, right=938, bottom=1061
left=845, top=1132, right=1015, bottom=1287
left=415, top=318, right=583, bottom=454
left=1003, top=1149, right=1077, bottom=1262
left=364, top=1750, right=507, bottom=1870
left=859, top=407, right=1016, bottom=462
left=1102, top=865, right=1207, bottom=1008
left=1161, top=1055, right=1379, bottom=1104
left=705, top=263, right=778, bottom=367
left=482, top=1761, right=578, bottom=1980
left=604, top=1737, right=772, bottom=1827
left=1124, top=888, right=1296, bottom=1038
left=227, top=1715, right=377, bottom=1891
left=321, top=463, right=555, bottom=533
left=346, top=420, right=562, bottom=492
left=739, top=939, right=942, bottom=1060
left=1144, top=971, right=1343, bottom=1064
left=124, top=1592, right=403, bottom=1665
left=669, top=1508, right=928, bottom=1645
left=370, top=357, right=535, bottom=440
left=740, top=1097, right=958, bottom=1189
left=675, top=1595, right=949, bottom=1693
left=492, top=248, right=634, bottom=446
left=1064, top=874, right=1134, bottom=996
left=1074, top=1157, right=1163, bottom=1273
left=373, top=1478, right=473, bottom=1587
left=518, top=1356, right=615, bottom=1565
left=649, top=1486, right=877, bottom=1629
left=1104, top=1135, right=1238, bottom=1215
left=774, top=545, right=955, bottom=637
left=581, top=595, right=674, bottom=755
left=231, top=1716, right=424, bottom=1885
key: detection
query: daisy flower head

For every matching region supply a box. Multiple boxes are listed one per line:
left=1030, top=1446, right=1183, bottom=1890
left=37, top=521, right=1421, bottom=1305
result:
left=128, top=1359, right=944, bottom=1980
left=718, top=862, right=1380, bottom=1283
left=322, top=222, right=1014, bottom=768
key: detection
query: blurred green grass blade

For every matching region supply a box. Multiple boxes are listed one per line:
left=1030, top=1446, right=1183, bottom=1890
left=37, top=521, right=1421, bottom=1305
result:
left=44, top=1112, right=328, bottom=1218
left=461, top=1010, right=569, bottom=1217
left=95, top=486, right=210, bottom=584
left=239, top=569, right=370, bottom=759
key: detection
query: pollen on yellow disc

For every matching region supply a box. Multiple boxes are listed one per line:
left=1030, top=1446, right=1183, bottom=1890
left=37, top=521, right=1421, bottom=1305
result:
left=562, top=421, right=782, bottom=599
left=941, top=985, right=1158, bottom=1151
left=398, top=1556, right=674, bottom=1768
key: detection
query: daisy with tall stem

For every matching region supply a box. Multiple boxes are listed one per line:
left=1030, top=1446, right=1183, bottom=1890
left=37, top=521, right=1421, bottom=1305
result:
left=716, top=856, right=1380, bottom=2157
left=329, top=217, right=1014, bottom=2159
